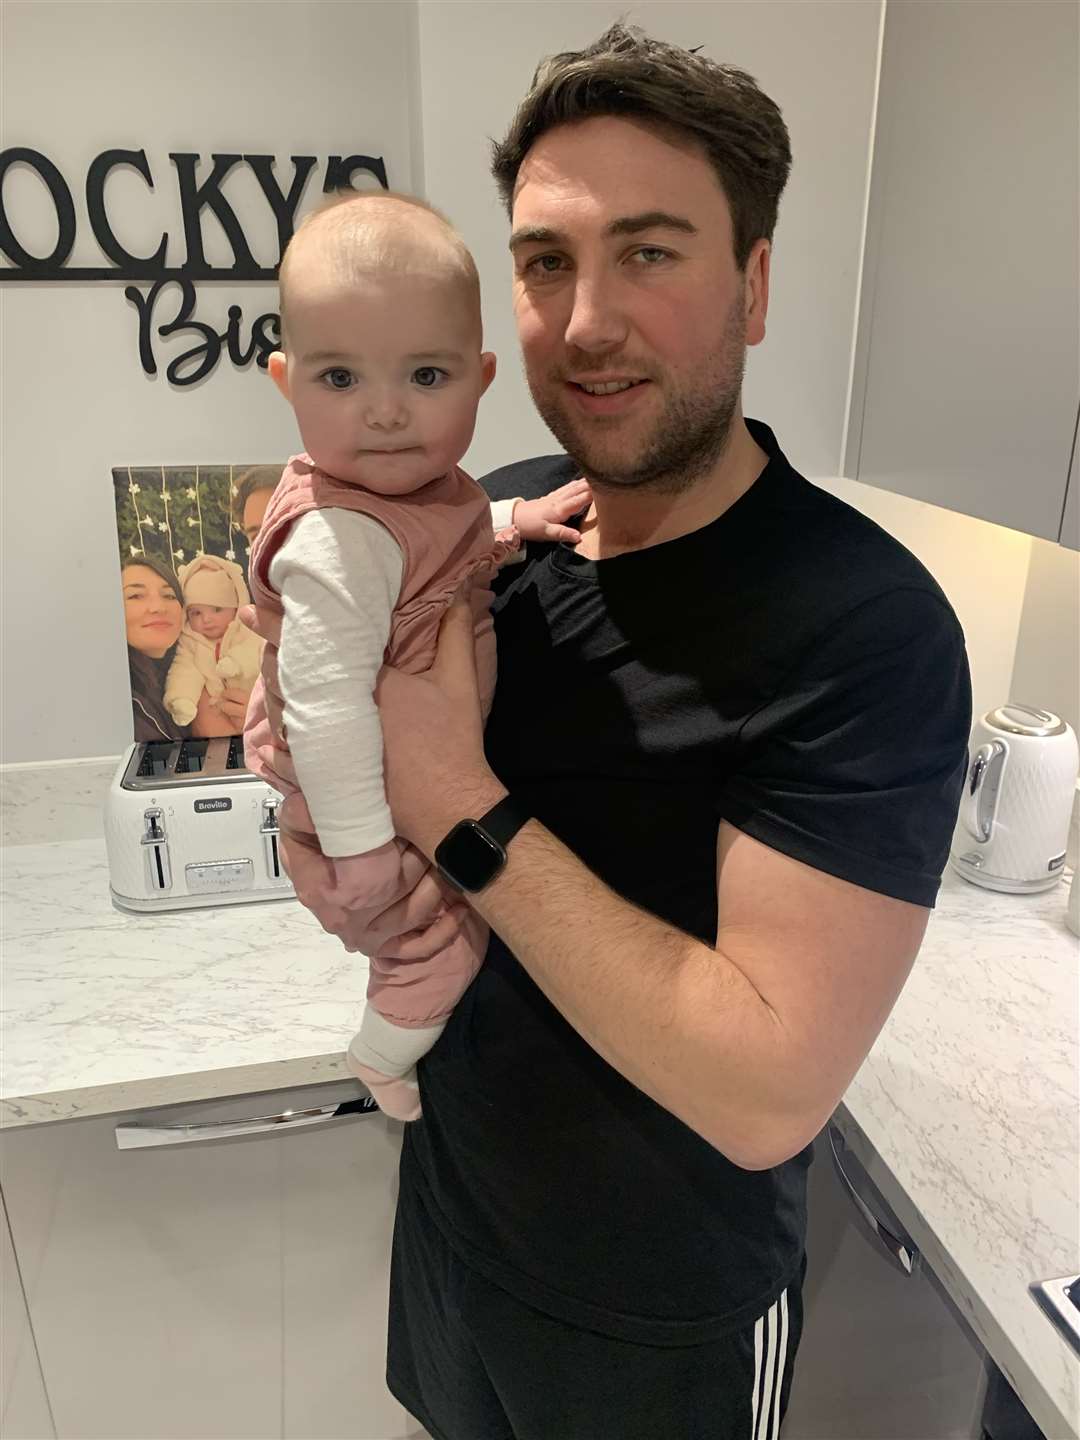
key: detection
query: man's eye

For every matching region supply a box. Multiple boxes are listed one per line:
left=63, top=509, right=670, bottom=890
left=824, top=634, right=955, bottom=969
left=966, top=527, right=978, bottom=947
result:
left=524, top=254, right=565, bottom=275
left=413, top=367, right=447, bottom=388
left=322, top=368, right=354, bottom=390
left=635, top=247, right=669, bottom=264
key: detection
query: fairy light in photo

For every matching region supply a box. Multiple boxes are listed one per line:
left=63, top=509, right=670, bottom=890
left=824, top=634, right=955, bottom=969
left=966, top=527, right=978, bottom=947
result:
left=159, top=465, right=177, bottom=564
left=187, top=466, right=207, bottom=556
left=226, top=464, right=237, bottom=560
left=126, top=466, right=148, bottom=556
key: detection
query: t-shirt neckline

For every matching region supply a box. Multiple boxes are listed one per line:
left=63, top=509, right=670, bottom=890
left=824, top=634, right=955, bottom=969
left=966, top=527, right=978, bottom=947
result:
left=549, top=419, right=785, bottom=583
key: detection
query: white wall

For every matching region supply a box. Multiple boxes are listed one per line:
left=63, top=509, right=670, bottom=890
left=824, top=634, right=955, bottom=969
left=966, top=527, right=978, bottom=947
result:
left=0, top=0, right=421, bottom=763
left=1010, top=538, right=1080, bottom=737
left=1, top=0, right=1074, bottom=768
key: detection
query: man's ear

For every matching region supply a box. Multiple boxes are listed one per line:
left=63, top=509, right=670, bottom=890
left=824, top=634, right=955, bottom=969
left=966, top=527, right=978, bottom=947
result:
left=479, top=351, right=497, bottom=396
left=268, top=351, right=291, bottom=401
left=744, top=240, right=771, bottom=348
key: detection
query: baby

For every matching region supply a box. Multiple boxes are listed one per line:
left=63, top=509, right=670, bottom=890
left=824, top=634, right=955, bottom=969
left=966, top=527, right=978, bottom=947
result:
left=165, top=555, right=264, bottom=727
left=243, top=191, right=589, bottom=1121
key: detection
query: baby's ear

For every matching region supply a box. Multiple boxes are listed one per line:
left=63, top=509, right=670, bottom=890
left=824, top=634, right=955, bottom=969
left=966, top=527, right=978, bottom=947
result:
left=479, top=351, right=497, bottom=396
left=268, top=351, right=290, bottom=401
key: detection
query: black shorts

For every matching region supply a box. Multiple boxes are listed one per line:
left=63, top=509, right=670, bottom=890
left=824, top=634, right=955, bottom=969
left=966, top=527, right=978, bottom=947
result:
left=387, top=1167, right=805, bottom=1440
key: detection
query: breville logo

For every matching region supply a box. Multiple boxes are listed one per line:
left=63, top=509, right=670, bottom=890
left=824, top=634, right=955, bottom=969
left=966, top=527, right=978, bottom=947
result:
left=194, top=798, right=232, bottom=814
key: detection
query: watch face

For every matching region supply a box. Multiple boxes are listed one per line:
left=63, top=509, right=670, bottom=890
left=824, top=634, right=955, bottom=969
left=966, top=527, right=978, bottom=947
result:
left=435, top=821, right=506, bottom=893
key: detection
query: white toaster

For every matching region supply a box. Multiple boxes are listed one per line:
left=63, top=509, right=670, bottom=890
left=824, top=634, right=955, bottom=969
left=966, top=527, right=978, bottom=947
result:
left=104, top=738, right=295, bottom=912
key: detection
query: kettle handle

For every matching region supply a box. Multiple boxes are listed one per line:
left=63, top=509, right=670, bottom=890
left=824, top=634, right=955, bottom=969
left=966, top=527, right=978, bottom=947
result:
left=958, top=741, right=1004, bottom=843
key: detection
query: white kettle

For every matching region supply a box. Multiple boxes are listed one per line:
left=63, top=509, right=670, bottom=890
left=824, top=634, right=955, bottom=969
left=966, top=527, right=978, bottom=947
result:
left=950, top=704, right=1079, bottom=894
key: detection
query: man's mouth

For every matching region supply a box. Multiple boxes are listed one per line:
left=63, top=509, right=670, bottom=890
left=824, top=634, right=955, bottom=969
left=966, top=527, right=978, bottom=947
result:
left=572, top=379, right=647, bottom=396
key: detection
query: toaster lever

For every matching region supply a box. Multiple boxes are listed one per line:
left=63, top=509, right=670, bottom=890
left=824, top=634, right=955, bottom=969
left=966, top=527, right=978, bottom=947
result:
left=261, top=798, right=283, bottom=879
left=140, top=808, right=172, bottom=892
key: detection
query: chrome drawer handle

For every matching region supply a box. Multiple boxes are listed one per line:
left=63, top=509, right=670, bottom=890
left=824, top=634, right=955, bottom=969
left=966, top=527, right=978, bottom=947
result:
left=115, top=1095, right=378, bottom=1149
left=828, top=1125, right=919, bottom=1276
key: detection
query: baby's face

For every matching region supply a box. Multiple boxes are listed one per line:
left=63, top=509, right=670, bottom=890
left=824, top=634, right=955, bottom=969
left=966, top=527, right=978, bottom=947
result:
left=187, top=604, right=236, bottom=641
left=281, top=269, right=495, bottom=494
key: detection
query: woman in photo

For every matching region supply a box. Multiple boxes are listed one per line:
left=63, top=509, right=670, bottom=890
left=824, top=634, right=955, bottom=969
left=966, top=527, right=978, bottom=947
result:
left=121, top=555, right=187, bottom=742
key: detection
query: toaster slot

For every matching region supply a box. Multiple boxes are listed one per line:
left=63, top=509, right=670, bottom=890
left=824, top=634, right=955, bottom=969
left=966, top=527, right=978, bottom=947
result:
left=136, top=741, right=180, bottom=779
left=175, top=739, right=209, bottom=774
left=141, top=808, right=172, bottom=892
left=226, top=735, right=245, bottom=769
left=261, top=797, right=283, bottom=880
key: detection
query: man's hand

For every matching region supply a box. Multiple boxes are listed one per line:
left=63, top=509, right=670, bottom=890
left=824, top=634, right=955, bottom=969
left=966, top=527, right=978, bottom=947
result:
left=513, top=478, right=592, bottom=545
left=376, top=591, right=506, bottom=857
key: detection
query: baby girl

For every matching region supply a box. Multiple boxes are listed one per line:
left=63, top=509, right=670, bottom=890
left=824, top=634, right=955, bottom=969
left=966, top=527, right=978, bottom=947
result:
left=243, top=191, right=589, bottom=1120
left=165, top=555, right=263, bottom=727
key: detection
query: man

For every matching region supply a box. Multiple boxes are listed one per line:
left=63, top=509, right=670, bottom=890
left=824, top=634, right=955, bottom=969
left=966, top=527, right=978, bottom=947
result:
left=235, top=465, right=280, bottom=555
left=313, top=25, right=971, bottom=1440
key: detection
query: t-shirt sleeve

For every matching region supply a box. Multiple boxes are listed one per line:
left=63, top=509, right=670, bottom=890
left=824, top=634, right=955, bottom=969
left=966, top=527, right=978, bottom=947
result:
left=718, top=587, right=972, bottom=908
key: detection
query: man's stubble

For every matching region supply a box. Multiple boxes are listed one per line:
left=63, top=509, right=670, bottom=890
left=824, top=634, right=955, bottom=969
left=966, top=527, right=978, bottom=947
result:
left=525, top=288, right=748, bottom=497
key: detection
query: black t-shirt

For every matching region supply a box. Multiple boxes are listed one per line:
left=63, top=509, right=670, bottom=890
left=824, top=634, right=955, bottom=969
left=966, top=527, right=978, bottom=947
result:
left=403, top=419, right=972, bottom=1345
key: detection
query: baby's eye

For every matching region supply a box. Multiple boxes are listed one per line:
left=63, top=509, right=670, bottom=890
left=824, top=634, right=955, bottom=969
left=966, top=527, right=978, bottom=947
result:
left=413, top=367, right=447, bottom=388
left=322, top=368, right=354, bottom=390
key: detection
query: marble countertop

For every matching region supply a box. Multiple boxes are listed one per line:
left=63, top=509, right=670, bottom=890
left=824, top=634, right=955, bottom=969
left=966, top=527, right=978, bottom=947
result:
left=0, top=835, right=365, bottom=1126
left=834, top=869, right=1078, bottom=1440
left=1, top=803, right=1077, bottom=1437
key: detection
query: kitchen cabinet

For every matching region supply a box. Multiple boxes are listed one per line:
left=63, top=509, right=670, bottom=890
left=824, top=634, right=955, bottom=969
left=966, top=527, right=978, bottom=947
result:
left=1060, top=408, right=1079, bottom=552
left=783, top=1127, right=988, bottom=1440
left=0, top=1081, right=417, bottom=1440
left=1, top=1187, right=54, bottom=1438
left=845, top=0, right=1078, bottom=544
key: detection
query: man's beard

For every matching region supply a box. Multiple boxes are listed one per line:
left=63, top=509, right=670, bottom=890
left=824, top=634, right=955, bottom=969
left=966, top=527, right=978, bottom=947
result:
left=526, top=296, right=747, bottom=496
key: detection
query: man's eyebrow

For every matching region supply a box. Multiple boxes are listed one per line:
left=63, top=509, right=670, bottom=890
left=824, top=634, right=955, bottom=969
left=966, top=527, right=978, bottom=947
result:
left=608, top=211, right=698, bottom=238
left=509, top=212, right=698, bottom=251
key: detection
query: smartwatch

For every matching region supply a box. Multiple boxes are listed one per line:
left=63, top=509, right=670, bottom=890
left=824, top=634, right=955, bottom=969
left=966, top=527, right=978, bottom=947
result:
left=434, top=795, right=532, bottom=893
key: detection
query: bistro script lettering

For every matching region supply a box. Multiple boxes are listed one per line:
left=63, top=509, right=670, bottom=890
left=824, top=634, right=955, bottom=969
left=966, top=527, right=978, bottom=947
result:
left=0, top=147, right=388, bottom=386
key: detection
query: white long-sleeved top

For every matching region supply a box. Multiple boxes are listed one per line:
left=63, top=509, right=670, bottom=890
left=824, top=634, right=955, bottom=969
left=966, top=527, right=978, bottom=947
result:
left=268, top=497, right=519, bottom=858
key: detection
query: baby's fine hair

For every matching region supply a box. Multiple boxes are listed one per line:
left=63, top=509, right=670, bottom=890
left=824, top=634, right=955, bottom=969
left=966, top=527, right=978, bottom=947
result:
left=277, top=189, right=481, bottom=342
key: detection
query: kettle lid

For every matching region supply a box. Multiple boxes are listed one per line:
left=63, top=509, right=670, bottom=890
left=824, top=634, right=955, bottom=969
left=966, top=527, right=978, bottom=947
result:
left=985, top=703, right=1066, bottom=737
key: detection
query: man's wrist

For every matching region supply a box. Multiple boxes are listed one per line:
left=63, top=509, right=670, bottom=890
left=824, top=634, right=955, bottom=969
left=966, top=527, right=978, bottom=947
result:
left=418, top=777, right=509, bottom=859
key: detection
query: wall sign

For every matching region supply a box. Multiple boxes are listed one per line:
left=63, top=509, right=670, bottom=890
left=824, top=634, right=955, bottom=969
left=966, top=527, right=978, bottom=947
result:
left=0, top=148, right=388, bottom=386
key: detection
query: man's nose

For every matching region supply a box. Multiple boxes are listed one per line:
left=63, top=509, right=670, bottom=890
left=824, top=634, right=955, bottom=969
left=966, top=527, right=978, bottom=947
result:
left=563, top=270, right=629, bottom=354
left=363, top=387, right=410, bottom=430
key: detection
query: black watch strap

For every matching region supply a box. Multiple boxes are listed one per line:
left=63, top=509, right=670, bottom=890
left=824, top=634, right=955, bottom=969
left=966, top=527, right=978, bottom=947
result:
left=477, top=794, right=532, bottom=849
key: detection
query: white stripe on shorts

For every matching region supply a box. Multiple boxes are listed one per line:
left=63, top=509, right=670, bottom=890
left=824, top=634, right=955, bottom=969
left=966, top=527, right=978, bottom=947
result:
left=750, top=1288, right=790, bottom=1440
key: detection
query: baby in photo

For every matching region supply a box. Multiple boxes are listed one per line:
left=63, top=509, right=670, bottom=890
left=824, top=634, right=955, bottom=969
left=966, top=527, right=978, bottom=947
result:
left=244, top=190, right=589, bottom=1121
left=164, top=555, right=264, bottom=727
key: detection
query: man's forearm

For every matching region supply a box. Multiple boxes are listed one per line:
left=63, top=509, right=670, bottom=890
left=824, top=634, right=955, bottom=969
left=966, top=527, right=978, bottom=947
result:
left=466, top=814, right=794, bottom=1169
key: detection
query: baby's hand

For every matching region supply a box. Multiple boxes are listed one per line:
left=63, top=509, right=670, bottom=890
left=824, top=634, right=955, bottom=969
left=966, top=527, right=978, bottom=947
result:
left=331, top=840, right=406, bottom=911
left=513, top=477, right=592, bottom=545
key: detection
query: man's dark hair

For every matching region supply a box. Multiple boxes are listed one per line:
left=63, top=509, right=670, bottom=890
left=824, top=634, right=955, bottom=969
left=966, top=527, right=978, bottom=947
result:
left=234, top=465, right=281, bottom=510
left=491, top=22, right=792, bottom=269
